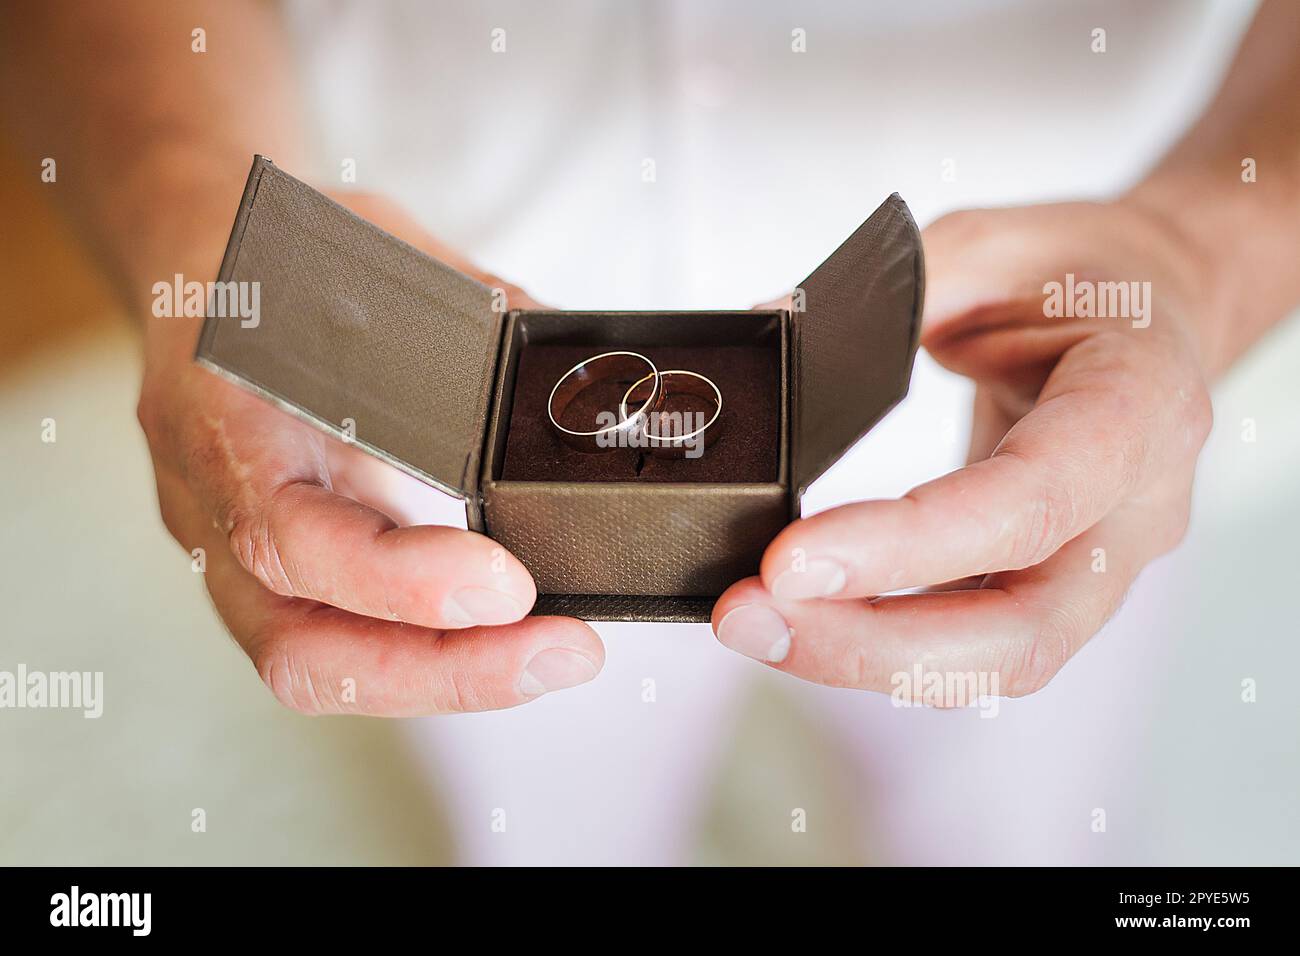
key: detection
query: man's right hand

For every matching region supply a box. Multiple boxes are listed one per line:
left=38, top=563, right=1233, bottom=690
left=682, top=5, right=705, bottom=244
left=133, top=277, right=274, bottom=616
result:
left=137, top=192, right=604, bottom=716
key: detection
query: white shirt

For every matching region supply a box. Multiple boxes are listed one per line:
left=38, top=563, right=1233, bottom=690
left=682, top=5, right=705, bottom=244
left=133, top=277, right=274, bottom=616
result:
left=282, top=0, right=1283, bottom=865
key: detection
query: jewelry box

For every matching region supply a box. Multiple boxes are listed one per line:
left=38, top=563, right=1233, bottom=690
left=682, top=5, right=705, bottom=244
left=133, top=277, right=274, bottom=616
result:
left=196, top=157, right=924, bottom=622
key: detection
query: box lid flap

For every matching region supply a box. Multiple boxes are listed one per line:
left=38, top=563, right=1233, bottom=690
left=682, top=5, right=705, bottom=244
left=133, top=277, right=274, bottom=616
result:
left=791, top=194, right=925, bottom=497
left=195, top=156, right=501, bottom=500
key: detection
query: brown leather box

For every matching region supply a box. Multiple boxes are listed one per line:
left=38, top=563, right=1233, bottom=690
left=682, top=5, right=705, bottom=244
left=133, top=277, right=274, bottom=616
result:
left=195, top=157, right=924, bottom=622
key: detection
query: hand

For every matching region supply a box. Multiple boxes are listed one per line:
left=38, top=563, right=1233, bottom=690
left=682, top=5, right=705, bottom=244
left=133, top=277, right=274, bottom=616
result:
left=137, top=191, right=603, bottom=716
left=712, top=200, right=1217, bottom=700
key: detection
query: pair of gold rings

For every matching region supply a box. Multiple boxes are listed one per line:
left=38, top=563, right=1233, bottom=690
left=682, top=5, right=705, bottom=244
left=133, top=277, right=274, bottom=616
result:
left=546, top=350, right=723, bottom=456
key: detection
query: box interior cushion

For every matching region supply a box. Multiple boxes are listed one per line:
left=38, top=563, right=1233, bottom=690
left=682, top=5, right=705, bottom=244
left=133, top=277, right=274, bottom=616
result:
left=500, top=341, right=780, bottom=482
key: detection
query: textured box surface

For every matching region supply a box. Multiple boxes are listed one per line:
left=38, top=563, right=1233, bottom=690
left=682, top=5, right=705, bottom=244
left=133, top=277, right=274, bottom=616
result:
left=481, top=309, right=788, bottom=599
left=194, top=157, right=925, bottom=622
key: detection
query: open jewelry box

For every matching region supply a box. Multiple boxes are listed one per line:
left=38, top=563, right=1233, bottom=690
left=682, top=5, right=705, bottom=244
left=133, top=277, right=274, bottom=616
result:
left=196, top=157, right=924, bottom=623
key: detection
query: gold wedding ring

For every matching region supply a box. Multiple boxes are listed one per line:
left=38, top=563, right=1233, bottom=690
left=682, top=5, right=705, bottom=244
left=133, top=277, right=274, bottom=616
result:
left=619, top=369, right=723, bottom=457
left=547, top=350, right=660, bottom=453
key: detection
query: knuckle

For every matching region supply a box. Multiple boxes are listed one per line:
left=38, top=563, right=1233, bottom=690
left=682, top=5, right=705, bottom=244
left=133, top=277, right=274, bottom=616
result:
left=832, top=642, right=875, bottom=690
left=825, top=618, right=885, bottom=690
left=1010, top=472, right=1077, bottom=568
left=1000, top=608, right=1078, bottom=697
left=441, top=667, right=482, bottom=714
left=227, top=508, right=296, bottom=596
left=251, top=640, right=333, bottom=715
left=225, top=483, right=311, bottom=597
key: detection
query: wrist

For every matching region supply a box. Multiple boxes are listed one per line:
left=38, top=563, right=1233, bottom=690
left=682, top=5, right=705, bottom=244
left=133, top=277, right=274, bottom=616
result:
left=1120, top=168, right=1300, bottom=379
left=1111, top=190, right=1235, bottom=379
left=120, top=154, right=259, bottom=372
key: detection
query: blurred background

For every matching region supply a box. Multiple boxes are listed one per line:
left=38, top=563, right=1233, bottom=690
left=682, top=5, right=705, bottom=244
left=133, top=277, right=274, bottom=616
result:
left=1, top=0, right=1297, bottom=865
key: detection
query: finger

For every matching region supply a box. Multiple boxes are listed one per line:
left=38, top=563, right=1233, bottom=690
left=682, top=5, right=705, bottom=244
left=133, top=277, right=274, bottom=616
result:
left=224, top=481, right=537, bottom=628
left=242, top=605, right=604, bottom=717
left=219, top=578, right=604, bottom=718
left=162, top=476, right=603, bottom=715
left=764, top=332, right=1210, bottom=600
left=752, top=292, right=793, bottom=311
left=929, top=387, right=1027, bottom=596
left=920, top=207, right=1056, bottom=335
left=326, top=190, right=549, bottom=308
left=162, top=455, right=537, bottom=629
left=716, top=489, right=1187, bottom=698
left=481, top=273, right=548, bottom=310
left=966, top=384, right=1020, bottom=465
left=919, top=202, right=1200, bottom=348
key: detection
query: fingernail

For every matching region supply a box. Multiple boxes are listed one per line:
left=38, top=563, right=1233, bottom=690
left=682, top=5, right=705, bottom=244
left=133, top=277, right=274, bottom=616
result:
left=444, top=587, right=524, bottom=627
left=771, top=558, right=847, bottom=600
left=519, top=648, right=599, bottom=696
left=716, top=604, right=792, bottom=663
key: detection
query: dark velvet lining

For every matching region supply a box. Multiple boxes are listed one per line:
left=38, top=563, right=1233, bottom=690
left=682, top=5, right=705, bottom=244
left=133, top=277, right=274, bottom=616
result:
left=501, top=342, right=779, bottom=482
